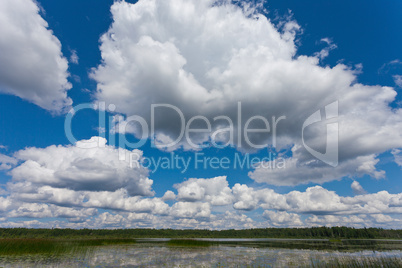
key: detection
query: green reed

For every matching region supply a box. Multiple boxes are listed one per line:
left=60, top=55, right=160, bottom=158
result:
left=167, top=239, right=213, bottom=247
left=309, top=256, right=402, bottom=268
left=0, top=238, right=136, bottom=256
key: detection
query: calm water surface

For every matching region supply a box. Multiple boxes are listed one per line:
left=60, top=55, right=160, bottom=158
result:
left=0, top=239, right=401, bottom=267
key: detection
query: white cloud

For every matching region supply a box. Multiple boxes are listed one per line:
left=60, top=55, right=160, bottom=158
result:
left=378, top=59, right=402, bottom=75
left=171, top=202, right=211, bottom=219
left=94, top=212, right=124, bottom=227
left=283, top=186, right=349, bottom=214
left=305, top=215, right=367, bottom=228
left=232, top=182, right=402, bottom=216
left=70, top=49, right=79, bottom=64
left=0, top=197, right=12, bottom=212
left=1, top=174, right=401, bottom=228
left=393, top=75, right=402, bottom=88
left=370, top=213, right=400, bottom=224
left=0, top=153, right=17, bottom=171
left=341, top=191, right=402, bottom=214
left=175, top=176, right=233, bottom=206
left=232, top=184, right=261, bottom=211
left=263, top=210, right=303, bottom=227
left=0, top=0, right=72, bottom=113
left=83, top=190, right=169, bottom=214
left=7, top=203, right=97, bottom=220
left=351, top=181, right=366, bottom=195
left=249, top=151, right=385, bottom=186
left=208, top=211, right=256, bottom=230
left=392, top=149, right=402, bottom=167
left=314, top=38, right=337, bottom=60
left=305, top=214, right=401, bottom=229
left=90, top=0, right=402, bottom=186
left=11, top=137, right=153, bottom=196
left=162, top=190, right=176, bottom=201
left=8, top=184, right=169, bottom=215
left=232, top=183, right=287, bottom=211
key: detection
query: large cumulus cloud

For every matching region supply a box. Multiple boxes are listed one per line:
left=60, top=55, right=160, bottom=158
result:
left=11, top=137, right=153, bottom=196
left=0, top=0, right=72, bottom=112
left=90, top=0, right=402, bottom=186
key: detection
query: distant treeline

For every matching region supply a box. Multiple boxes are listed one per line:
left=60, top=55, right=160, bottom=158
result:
left=0, top=227, right=401, bottom=240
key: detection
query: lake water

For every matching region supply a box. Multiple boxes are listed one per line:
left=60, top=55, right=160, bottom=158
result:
left=0, top=239, right=401, bottom=267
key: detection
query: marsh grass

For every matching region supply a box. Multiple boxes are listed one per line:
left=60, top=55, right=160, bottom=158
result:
left=309, top=256, right=402, bottom=268
left=0, top=238, right=136, bottom=256
left=167, top=239, right=213, bottom=247
left=0, top=239, right=66, bottom=255
left=0, top=239, right=400, bottom=267
left=72, top=238, right=137, bottom=247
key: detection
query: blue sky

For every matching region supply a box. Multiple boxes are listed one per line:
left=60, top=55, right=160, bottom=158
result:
left=0, top=0, right=401, bottom=229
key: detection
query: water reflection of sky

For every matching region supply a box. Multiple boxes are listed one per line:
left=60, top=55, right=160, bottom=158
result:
left=0, top=242, right=401, bottom=267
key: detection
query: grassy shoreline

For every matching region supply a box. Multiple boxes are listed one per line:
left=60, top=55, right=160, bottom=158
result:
left=0, top=238, right=137, bottom=255
left=0, top=227, right=400, bottom=257
left=0, top=237, right=401, bottom=256
left=0, top=226, right=401, bottom=240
